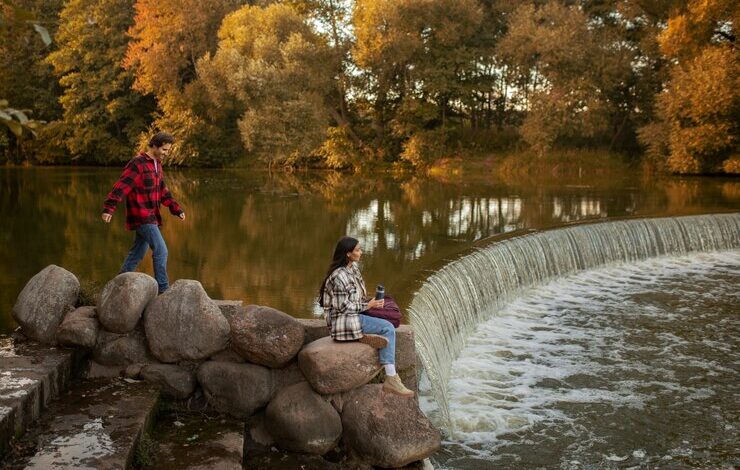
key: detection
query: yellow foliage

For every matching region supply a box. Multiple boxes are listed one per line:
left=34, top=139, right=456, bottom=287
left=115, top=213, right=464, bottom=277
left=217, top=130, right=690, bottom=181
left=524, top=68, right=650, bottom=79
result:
left=317, top=126, right=370, bottom=170
left=659, top=0, right=739, bottom=60
left=199, top=3, right=335, bottom=164
left=399, top=128, right=450, bottom=168
left=659, top=45, right=739, bottom=173
left=722, top=156, right=740, bottom=174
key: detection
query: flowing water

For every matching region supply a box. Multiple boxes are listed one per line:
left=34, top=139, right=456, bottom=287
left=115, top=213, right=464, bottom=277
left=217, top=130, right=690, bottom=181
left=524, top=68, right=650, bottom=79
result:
left=408, top=215, right=739, bottom=468
left=430, top=251, right=739, bottom=469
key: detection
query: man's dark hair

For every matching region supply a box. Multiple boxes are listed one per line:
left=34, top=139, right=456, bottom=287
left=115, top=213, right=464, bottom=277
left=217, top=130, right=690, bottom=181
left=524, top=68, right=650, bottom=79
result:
left=148, top=131, right=175, bottom=148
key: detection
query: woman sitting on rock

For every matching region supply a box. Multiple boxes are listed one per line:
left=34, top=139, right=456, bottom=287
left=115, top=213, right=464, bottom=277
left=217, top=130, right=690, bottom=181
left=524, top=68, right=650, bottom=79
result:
left=318, top=236, right=414, bottom=397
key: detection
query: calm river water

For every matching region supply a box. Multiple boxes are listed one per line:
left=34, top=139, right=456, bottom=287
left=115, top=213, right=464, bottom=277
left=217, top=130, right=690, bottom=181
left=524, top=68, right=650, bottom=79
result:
left=0, top=167, right=737, bottom=334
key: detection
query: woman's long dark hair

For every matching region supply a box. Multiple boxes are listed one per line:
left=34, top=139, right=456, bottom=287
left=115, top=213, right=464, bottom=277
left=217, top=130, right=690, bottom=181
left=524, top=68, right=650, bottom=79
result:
left=318, top=236, right=359, bottom=306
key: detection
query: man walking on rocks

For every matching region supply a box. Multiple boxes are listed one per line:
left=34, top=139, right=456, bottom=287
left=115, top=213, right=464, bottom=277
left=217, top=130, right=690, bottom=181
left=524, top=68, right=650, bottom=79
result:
left=101, top=132, right=185, bottom=294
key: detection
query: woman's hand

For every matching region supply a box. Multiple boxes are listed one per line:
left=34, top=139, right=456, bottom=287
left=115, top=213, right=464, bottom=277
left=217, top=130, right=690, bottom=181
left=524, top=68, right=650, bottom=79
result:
left=367, top=298, right=385, bottom=309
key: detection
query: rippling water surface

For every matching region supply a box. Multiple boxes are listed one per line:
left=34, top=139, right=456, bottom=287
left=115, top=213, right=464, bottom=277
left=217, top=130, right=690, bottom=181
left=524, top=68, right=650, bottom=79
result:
left=1, top=167, right=738, bottom=334
left=431, top=251, right=739, bottom=469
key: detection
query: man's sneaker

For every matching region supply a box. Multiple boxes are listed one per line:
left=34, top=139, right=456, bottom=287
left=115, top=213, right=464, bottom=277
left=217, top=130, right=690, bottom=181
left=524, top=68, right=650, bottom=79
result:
left=358, top=334, right=389, bottom=349
left=383, top=374, right=414, bottom=397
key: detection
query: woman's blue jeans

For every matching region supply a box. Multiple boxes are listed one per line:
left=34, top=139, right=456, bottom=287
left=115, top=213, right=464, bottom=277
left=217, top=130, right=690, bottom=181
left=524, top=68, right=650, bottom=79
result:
left=359, top=314, right=396, bottom=365
left=120, top=224, right=169, bottom=293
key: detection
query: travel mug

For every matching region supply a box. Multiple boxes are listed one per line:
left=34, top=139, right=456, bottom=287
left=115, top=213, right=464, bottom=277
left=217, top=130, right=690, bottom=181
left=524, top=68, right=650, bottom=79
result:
left=375, top=284, right=385, bottom=300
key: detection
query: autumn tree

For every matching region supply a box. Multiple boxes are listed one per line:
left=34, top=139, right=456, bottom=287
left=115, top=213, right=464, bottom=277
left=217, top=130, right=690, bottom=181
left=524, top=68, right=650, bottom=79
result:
left=124, top=0, right=246, bottom=165
left=491, top=0, right=693, bottom=157
left=352, top=0, right=484, bottom=166
left=0, top=0, right=62, bottom=162
left=640, top=0, right=739, bottom=174
left=198, top=3, right=335, bottom=166
left=45, top=0, right=153, bottom=163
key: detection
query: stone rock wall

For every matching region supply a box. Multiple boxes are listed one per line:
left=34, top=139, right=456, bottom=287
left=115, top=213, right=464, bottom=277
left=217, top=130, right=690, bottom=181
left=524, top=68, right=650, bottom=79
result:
left=12, top=266, right=440, bottom=468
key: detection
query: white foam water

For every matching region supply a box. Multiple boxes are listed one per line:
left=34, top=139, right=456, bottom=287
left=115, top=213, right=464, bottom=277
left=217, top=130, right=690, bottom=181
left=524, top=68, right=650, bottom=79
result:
left=434, top=251, right=739, bottom=469
left=409, top=214, right=740, bottom=433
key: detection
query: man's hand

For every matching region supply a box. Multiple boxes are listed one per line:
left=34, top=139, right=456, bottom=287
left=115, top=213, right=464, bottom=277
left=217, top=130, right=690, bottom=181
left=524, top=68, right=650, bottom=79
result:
left=101, top=213, right=112, bottom=223
left=367, top=298, right=385, bottom=309
left=179, top=213, right=186, bottom=220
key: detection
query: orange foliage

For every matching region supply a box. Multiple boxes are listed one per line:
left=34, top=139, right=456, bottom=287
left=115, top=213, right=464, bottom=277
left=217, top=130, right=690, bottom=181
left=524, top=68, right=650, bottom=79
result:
left=649, top=0, right=739, bottom=174
left=124, top=0, right=240, bottom=96
left=659, top=0, right=739, bottom=60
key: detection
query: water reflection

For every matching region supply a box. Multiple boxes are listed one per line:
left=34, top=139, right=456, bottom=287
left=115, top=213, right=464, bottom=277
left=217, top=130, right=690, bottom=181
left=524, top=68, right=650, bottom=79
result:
left=0, top=167, right=737, bottom=333
left=552, top=196, right=606, bottom=221
left=347, top=196, right=525, bottom=256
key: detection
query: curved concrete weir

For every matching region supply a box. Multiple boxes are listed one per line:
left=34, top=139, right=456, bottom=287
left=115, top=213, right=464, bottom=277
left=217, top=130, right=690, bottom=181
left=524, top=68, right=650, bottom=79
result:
left=407, top=213, right=740, bottom=434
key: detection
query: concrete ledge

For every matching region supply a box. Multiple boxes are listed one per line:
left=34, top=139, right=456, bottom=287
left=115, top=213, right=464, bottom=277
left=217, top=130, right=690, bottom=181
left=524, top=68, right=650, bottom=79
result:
left=0, top=337, right=83, bottom=460
left=3, top=378, right=160, bottom=469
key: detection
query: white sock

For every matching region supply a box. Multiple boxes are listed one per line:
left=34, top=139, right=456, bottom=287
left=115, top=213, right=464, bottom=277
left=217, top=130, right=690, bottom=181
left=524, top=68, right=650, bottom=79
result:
left=384, top=364, right=396, bottom=376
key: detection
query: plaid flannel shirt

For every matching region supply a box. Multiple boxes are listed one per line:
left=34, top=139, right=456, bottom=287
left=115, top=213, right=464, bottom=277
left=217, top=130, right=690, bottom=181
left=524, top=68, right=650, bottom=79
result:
left=102, top=153, right=183, bottom=230
left=322, top=263, right=369, bottom=341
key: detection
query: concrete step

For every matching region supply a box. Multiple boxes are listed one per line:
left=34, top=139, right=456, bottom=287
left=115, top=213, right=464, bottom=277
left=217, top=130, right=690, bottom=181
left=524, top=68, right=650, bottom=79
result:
left=2, top=377, right=160, bottom=469
left=0, top=337, right=84, bottom=459
left=143, top=410, right=243, bottom=469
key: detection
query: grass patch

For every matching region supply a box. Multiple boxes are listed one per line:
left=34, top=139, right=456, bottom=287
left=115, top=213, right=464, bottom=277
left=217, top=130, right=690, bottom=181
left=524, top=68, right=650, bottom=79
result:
left=133, top=431, right=156, bottom=468
left=494, top=148, right=632, bottom=178
left=423, top=147, right=633, bottom=184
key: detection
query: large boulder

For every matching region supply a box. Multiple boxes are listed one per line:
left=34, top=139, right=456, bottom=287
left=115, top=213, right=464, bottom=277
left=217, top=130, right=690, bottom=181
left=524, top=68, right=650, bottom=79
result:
left=209, top=348, right=245, bottom=363
left=341, top=385, right=441, bottom=468
left=197, top=362, right=273, bottom=418
left=214, top=300, right=243, bottom=320
left=12, top=265, right=80, bottom=344
left=97, top=272, right=158, bottom=333
left=298, top=337, right=381, bottom=394
left=265, top=381, right=342, bottom=455
left=56, top=306, right=99, bottom=349
left=297, top=319, right=330, bottom=345
left=84, top=361, right=126, bottom=379
left=140, top=364, right=196, bottom=399
left=272, top=361, right=306, bottom=392
left=229, top=305, right=305, bottom=368
left=197, top=361, right=306, bottom=418
left=93, top=329, right=153, bottom=366
left=144, top=280, right=230, bottom=363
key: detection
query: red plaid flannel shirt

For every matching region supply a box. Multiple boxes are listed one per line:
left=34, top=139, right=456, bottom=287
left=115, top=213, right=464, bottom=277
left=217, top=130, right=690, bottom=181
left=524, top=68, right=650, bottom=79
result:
left=102, top=153, right=183, bottom=230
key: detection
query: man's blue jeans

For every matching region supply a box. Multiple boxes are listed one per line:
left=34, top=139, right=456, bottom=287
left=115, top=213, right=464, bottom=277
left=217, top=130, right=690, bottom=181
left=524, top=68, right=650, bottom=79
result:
left=120, top=224, right=169, bottom=293
left=359, top=314, right=396, bottom=365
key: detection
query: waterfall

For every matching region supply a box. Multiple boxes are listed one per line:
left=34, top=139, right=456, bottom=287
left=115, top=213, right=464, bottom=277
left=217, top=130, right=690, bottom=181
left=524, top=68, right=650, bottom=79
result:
left=408, top=213, right=740, bottom=434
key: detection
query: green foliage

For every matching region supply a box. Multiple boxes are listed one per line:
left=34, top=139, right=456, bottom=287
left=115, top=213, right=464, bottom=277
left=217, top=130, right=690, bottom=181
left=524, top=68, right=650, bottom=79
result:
left=45, top=0, right=154, bottom=163
left=0, top=0, right=52, bottom=45
left=199, top=3, right=335, bottom=165
left=133, top=431, right=156, bottom=468
left=352, top=0, right=484, bottom=162
left=497, top=1, right=667, bottom=155
left=0, top=0, right=63, bottom=162
left=317, top=126, right=371, bottom=170
left=0, top=101, right=37, bottom=138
